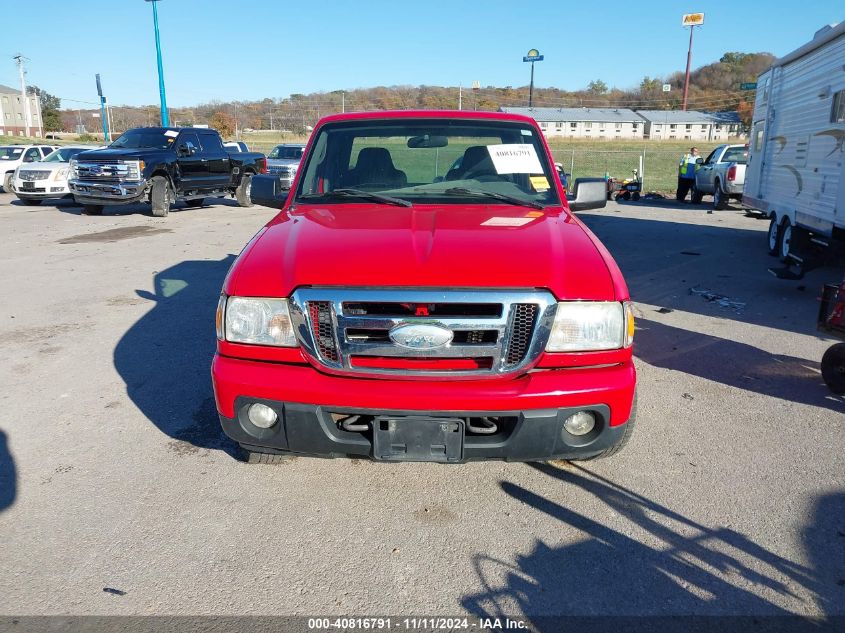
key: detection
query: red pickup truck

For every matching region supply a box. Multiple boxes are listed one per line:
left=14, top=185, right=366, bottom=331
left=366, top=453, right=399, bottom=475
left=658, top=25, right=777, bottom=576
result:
left=212, top=110, right=637, bottom=463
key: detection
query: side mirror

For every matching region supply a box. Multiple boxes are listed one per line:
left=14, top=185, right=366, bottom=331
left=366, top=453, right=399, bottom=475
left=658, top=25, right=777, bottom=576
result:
left=250, top=173, right=289, bottom=208
left=178, top=145, right=194, bottom=157
left=566, top=178, right=607, bottom=212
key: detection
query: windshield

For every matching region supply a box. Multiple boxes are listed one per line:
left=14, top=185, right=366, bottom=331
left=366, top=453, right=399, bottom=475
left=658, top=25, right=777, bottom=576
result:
left=109, top=130, right=177, bottom=150
left=43, top=147, right=89, bottom=162
left=268, top=146, right=304, bottom=160
left=295, top=119, right=560, bottom=207
left=0, top=147, right=24, bottom=160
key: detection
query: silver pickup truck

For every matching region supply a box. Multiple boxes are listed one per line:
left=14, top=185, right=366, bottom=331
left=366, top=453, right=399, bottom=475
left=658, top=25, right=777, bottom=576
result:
left=693, top=144, right=748, bottom=210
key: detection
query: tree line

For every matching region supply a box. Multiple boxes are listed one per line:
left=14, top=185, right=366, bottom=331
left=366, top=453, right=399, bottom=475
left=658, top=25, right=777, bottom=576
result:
left=52, top=52, right=774, bottom=137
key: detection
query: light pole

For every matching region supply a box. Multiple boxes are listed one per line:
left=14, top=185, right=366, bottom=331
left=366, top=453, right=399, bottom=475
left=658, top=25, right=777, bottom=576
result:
left=523, top=49, right=544, bottom=108
left=145, top=0, right=169, bottom=126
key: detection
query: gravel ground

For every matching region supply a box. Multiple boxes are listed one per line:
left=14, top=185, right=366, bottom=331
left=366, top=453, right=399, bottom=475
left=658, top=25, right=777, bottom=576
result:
left=0, top=191, right=842, bottom=625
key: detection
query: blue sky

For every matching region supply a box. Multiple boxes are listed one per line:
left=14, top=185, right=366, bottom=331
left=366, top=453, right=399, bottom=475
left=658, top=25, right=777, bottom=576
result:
left=1, top=0, right=841, bottom=109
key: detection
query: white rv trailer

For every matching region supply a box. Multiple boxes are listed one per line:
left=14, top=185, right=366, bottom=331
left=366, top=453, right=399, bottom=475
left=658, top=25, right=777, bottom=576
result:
left=743, top=21, right=845, bottom=274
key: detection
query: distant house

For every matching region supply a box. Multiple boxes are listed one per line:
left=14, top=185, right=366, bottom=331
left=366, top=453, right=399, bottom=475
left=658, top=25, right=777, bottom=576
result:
left=0, top=83, right=43, bottom=137
left=500, top=107, right=645, bottom=139
left=636, top=110, right=742, bottom=141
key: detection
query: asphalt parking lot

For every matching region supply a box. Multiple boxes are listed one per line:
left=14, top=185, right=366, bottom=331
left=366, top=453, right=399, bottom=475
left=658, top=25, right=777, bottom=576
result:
left=0, top=191, right=843, bottom=623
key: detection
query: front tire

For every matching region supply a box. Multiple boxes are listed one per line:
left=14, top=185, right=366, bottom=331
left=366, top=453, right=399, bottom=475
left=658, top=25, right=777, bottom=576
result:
left=2, top=172, right=13, bottom=193
left=713, top=183, right=728, bottom=210
left=821, top=343, right=845, bottom=395
left=573, top=394, right=637, bottom=461
left=82, top=204, right=103, bottom=215
left=150, top=175, right=172, bottom=217
left=235, top=174, right=254, bottom=207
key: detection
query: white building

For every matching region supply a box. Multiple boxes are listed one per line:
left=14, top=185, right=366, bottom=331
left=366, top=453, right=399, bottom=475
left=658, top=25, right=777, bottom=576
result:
left=500, top=107, right=645, bottom=139
left=0, top=83, right=43, bottom=137
left=637, top=110, right=741, bottom=141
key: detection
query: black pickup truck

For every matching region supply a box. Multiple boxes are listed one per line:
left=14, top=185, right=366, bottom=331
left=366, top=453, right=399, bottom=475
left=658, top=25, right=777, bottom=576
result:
left=69, top=127, right=266, bottom=217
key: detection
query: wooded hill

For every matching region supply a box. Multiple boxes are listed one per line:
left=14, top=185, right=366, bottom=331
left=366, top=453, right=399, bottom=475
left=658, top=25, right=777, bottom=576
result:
left=59, top=52, right=774, bottom=136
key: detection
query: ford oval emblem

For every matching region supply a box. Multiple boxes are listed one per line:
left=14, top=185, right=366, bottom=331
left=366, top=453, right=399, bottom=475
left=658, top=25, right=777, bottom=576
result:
left=389, top=323, right=453, bottom=349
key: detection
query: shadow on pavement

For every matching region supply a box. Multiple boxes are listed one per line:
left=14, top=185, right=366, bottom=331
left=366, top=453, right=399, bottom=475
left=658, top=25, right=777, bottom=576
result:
left=113, top=255, right=238, bottom=456
left=0, top=429, right=16, bottom=513
left=461, top=463, right=844, bottom=629
left=635, top=317, right=844, bottom=412
left=55, top=196, right=242, bottom=217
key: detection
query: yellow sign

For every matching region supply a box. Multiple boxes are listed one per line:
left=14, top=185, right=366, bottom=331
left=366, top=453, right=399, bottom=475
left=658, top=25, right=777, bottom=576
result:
left=682, top=13, right=704, bottom=26
left=526, top=49, right=540, bottom=58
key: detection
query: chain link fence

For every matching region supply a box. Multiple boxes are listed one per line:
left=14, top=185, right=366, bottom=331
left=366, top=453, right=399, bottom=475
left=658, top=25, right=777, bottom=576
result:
left=548, top=148, right=685, bottom=193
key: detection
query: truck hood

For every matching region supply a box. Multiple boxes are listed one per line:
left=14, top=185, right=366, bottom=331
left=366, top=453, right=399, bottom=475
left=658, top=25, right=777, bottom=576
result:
left=73, top=148, right=170, bottom=161
left=226, top=203, right=617, bottom=301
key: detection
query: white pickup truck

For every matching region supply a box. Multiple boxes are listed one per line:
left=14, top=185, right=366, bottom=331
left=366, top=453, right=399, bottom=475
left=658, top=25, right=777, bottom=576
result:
left=693, top=144, right=748, bottom=210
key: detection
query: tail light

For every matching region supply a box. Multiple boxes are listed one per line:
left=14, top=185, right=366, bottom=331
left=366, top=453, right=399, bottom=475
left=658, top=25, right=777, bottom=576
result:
left=727, top=164, right=737, bottom=181
left=258, top=157, right=267, bottom=174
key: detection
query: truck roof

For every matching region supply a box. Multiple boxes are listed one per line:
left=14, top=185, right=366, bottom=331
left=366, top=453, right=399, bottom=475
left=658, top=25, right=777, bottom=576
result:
left=316, top=110, right=538, bottom=126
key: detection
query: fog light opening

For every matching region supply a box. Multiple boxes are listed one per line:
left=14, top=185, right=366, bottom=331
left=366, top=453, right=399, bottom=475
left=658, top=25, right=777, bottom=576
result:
left=563, top=411, right=596, bottom=436
left=247, top=403, right=278, bottom=429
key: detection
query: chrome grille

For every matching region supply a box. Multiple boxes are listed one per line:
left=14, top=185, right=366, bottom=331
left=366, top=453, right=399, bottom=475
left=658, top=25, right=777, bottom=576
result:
left=505, top=304, right=539, bottom=366
left=18, top=170, right=50, bottom=181
left=74, top=161, right=133, bottom=182
left=290, top=289, right=557, bottom=378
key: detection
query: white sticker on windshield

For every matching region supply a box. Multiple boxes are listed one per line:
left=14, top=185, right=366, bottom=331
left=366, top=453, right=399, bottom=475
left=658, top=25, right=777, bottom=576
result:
left=520, top=129, right=532, bottom=136
left=487, top=144, right=543, bottom=174
left=164, top=130, right=179, bottom=138
left=482, top=217, right=534, bottom=227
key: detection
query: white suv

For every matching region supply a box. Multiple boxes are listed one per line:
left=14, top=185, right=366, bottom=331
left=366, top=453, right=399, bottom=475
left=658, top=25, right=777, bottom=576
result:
left=12, top=145, right=101, bottom=205
left=1, top=145, right=59, bottom=192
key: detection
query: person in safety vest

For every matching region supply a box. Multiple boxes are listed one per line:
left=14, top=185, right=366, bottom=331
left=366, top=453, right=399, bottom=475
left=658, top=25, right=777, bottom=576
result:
left=676, top=147, right=701, bottom=202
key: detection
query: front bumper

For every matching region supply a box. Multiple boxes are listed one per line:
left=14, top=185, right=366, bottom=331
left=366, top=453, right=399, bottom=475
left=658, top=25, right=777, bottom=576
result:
left=68, top=179, right=148, bottom=205
left=212, top=354, right=636, bottom=462
left=13, top=178, right=71, bottom=198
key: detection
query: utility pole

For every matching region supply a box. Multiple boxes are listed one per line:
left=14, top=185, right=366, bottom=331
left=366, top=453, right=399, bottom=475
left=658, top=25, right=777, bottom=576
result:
left=95, top=74, right=110, bottom=142
left=458, top=84, right=462, bottom=110
left=342, top=91, right=345, bottom=113
left=681, top=13, right=705, bottom=111
left=13, top=55, right=31, bottom=137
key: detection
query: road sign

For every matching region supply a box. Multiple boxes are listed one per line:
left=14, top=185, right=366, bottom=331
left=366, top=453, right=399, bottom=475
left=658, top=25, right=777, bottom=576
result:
left=662, top=84, right=671, bottom=92
left=740, top=82, right=758, bottom=90
left=682, top=12, right=704, bottom=26
left=523, top=48, right=544, bottom=62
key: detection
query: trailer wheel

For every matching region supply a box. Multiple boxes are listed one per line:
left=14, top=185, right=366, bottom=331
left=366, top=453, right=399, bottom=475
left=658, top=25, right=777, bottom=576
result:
left=767, top=216, right=781, bottom=256
left=821, top=343, right=845, bottom=395
left=779, top=219, right=793, bottom=261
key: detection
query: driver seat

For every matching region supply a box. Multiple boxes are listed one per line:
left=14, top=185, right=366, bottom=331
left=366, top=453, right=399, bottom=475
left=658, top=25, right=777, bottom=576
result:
left=347, top=147, right=407, bottom=188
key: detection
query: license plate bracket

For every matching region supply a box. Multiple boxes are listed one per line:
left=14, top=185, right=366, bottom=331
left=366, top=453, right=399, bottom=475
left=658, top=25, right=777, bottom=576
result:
left=21, top=181, right=34, bottom=190
left=372, top=416, right=464, bottom=462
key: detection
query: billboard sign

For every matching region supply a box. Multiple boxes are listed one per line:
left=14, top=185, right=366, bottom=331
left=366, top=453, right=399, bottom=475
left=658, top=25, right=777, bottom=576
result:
left=682, top=13, right=705, bottom=26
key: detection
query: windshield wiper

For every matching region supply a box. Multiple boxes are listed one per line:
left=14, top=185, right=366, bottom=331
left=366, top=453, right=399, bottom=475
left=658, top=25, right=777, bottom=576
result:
left=443, top=187, right=545, bottom=210
left=301, top=188, right=412, bottom=207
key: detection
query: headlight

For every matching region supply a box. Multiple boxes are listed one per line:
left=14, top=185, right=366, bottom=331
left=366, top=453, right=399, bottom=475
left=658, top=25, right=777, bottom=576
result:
left=69, top=159, right=78, bottom=178
left=546, top=301, right=634, bottom=352
left=123, top=160, right=142, bottom=180
left=55, top=168, right=69, bottom=179
left=219, top=296, right=296, bottom=347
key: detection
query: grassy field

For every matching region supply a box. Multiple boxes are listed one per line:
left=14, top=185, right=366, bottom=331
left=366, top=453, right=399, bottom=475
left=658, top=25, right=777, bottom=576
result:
left=244, top=132, right=736, bottom=193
